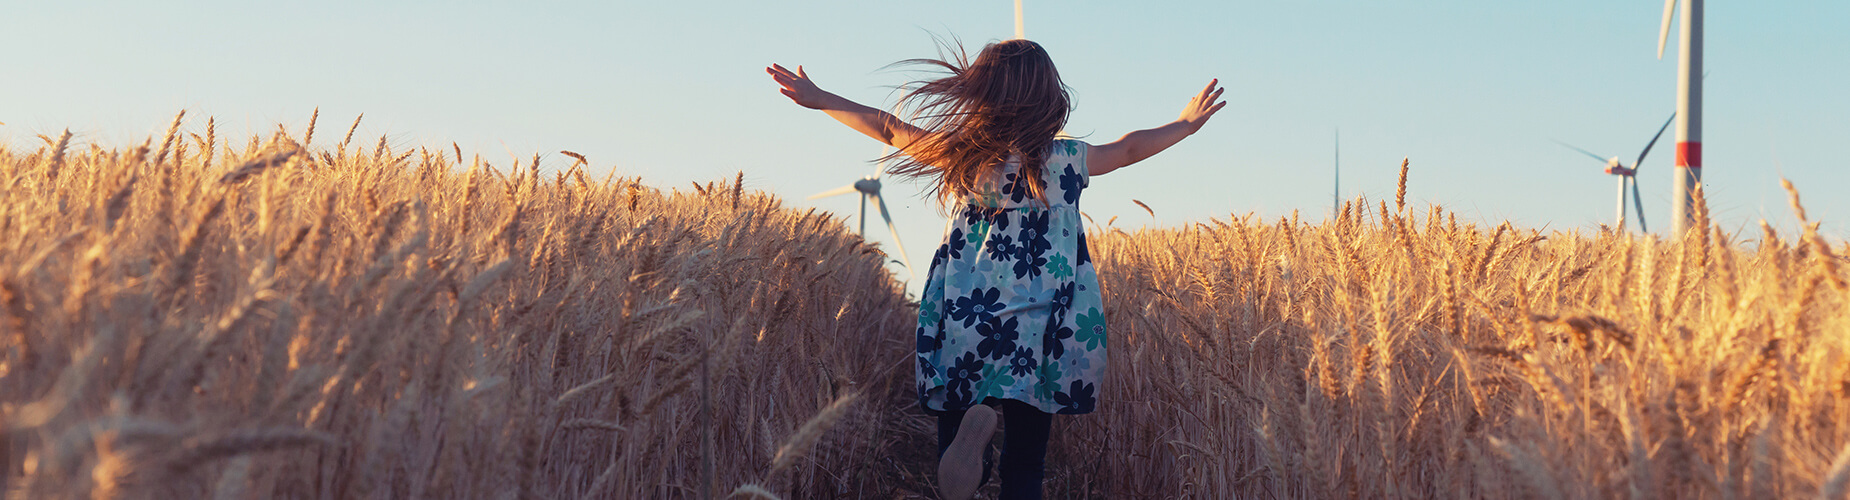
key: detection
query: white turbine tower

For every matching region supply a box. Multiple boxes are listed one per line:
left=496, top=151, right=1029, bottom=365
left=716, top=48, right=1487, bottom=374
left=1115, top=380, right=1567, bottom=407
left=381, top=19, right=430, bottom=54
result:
left=809, top=147, right=913, bottom=276
left=1014, top=0, right=1025, bottom=39
left=1554, top=112, right=1676, bottom=232
left=1657, top=0, right=1704, bottom=236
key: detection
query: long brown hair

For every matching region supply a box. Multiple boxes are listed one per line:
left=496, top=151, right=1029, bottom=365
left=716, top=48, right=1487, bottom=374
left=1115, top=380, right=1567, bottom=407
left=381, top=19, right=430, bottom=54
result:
left=885, top=39, right=1072, bottom=207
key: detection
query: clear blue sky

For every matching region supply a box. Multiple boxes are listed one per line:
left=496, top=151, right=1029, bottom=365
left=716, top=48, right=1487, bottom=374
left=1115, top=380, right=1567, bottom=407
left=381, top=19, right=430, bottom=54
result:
left=5, top=1, right=1845, bottom=290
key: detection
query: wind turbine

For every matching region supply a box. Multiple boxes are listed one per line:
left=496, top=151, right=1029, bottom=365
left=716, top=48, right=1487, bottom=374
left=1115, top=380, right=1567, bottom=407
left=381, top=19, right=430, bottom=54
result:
left=809, top=146, right=913, bottom=275
left=815, top=1, right=1010, bottom=278
left=1554, top=112, right=1676, bottom=232
left=1657, top=0, right=1704, bottom=236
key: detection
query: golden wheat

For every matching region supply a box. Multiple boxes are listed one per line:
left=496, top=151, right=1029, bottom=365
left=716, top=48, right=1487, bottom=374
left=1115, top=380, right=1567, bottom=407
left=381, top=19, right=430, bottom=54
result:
left=8, top=116, right=1847, bottom=499
left=1060, top=174, right=1848, bottom=498
left=0, top=116, right=917, bottom=499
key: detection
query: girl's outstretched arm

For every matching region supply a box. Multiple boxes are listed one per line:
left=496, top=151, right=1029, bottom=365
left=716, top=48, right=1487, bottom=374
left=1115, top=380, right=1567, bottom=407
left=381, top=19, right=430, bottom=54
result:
left=1089, top=79, right=1226, bottom=177
left=768, top=63, right=927, bottom=151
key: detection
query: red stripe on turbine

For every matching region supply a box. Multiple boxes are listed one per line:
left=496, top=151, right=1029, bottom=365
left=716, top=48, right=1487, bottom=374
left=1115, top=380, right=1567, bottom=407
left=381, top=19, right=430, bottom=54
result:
left=1675, top=142, right=1702, bottom=168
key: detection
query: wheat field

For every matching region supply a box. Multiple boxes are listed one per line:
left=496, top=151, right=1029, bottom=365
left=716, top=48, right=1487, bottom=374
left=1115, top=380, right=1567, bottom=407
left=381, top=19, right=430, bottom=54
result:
left=1062, top=164, right=1850, bottom=498
left=0, top=113, right=924, bottom=499
left=3, top=116, right=1848, bottom=499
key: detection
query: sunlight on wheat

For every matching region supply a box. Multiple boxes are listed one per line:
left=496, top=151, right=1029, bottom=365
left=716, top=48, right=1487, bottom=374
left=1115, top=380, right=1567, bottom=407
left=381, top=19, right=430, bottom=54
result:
left=0, top=113, right=916, bottom=499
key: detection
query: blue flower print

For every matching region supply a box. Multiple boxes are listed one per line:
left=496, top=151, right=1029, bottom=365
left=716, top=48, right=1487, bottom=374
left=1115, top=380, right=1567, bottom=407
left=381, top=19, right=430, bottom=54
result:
left=1059, top=164, right=1084, bottom=204
left=1075, top=307, right=1107, bottom=350
left=1044, top=254, right=1073, bottom=280
left=948, top=352, right=984, bottom=384
left=975, top=316, right=1020, bottom=360
left=918, top=355, right=939, bottom=378
left=946, top=228, right=966, bottom=260
left=1048, top=281, right=1075, bottom=320
left=1008, top=279, right=1047, bottom=307
left=919, top=300, right=941, bottom=327
left=986, top=235, right=1016, bottom=262
left=1034, top=360, right=1065, bottom=401
left=1012, top=252, right=1047, bottom=280
left=1042, top=321, right=1073, bottom=360
left=965, top=223, right=990, bottom=246
left=1076, top=231, right=1091, bottom=266
left=1001, top=172, right=1024, bottom=203
left=948, top=258, right=980, bottom=290
left=949, top=287, right=1003, bottom=328
left=1018, top=211, right=1052, bottom=258
left=976, top=363, right=1017, bottom=400
left=1002, top=171, right=1042, bottom=204
left=1054, top=380, right=1096, bottom=414
left=963, top=207, right=1010, bottom=233
left=916, top=326, right=942, bottom=354
left=944, top=352, right=986, bottom=409
left=1009, top=346, right=1037, bottom=377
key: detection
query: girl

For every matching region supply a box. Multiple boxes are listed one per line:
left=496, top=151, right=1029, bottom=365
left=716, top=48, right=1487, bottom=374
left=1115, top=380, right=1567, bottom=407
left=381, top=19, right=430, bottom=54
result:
left=769, top=39, right=1223, bottom=499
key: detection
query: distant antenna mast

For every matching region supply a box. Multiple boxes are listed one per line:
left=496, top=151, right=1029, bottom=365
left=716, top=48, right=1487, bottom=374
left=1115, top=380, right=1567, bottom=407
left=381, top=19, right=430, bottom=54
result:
left=1333, top=129, right=1340, bottom=217
left=1014, top=0, right=1025, bottom=39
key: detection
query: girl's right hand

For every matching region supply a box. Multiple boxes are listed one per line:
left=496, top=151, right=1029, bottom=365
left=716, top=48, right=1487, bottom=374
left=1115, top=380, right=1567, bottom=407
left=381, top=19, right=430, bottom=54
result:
left=1178, top=78, right=1227, bottom=134
left=768, top=64, right=830, bottom=110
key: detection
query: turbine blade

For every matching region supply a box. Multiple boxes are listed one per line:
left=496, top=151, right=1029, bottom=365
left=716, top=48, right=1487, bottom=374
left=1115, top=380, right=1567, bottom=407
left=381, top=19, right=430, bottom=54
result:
left=1630, top=176, right=1648, bottom=232
left=807, top=184, right=858, bottom=200
left=1657, top=0, right=1678, bottom=59
left=873, top=145, right=891, bottom=178
left=1633, top=112, right=1677, bottom=173
left=870, top=192, right=913, bottom=276
left=1551, top=140, right=1611, bottom=164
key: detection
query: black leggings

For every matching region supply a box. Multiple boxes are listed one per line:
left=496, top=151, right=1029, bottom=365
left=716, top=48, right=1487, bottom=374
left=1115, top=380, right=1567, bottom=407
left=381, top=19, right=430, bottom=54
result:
left=935, top=399, right=1053, bottom=500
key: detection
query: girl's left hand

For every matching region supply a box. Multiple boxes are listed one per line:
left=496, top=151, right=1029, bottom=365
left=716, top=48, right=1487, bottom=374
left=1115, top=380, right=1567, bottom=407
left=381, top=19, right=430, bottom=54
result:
left=768, top=64, right=830, bottom=110
left=1178, top=78, right=1227, bottom=134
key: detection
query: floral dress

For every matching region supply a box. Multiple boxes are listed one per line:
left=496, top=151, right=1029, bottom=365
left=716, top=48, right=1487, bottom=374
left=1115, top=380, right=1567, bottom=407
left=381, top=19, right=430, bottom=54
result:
left=916, top=139, right=1106, bottom=415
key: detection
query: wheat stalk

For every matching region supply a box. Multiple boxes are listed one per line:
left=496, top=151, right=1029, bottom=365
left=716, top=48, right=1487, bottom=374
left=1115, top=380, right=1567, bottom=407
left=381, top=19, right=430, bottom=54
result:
left=768, top=391, right=861, bottom=474
left=1821, top=441, right=1850, bottom=500
left=153, top=110, right=185, bottom=167
left=1395, top=157, right=1409, bottom=214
